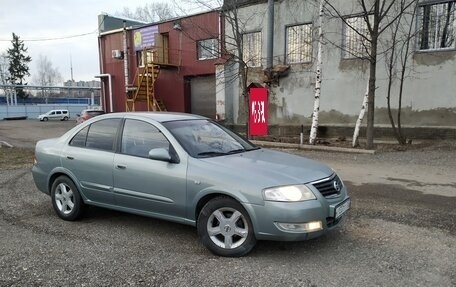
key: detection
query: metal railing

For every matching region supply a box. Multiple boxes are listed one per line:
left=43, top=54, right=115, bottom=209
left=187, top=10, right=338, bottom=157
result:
left=0, top=84, right=101, bottom=106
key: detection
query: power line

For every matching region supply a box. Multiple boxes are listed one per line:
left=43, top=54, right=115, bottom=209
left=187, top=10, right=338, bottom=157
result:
left=0, top=31, right=96, bottom=42
left=0, top=15, right=107, bottom=42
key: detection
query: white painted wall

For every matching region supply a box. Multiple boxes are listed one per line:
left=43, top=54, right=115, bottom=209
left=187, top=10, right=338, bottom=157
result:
left=224, top=0, right=456, bottom=126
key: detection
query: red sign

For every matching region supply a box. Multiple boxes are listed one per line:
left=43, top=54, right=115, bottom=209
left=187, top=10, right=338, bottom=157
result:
left=249, top=88, right=268, bottom=136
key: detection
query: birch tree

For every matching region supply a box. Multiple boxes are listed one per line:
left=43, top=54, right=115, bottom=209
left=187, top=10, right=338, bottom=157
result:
left=352, top=82, right=369, bottom=147
left=309, top=0, right=325, bottom=145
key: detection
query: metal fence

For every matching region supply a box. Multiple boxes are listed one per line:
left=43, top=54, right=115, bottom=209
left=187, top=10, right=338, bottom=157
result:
left=0, top=84, right=102, bottom=119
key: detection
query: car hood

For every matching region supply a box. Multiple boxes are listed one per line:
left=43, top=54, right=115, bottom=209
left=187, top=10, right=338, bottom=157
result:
left=199, top=148, right=333, bottom=187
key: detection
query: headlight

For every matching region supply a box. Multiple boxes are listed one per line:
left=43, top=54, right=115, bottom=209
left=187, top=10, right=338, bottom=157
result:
left=263, top=185, right=316, bottom=202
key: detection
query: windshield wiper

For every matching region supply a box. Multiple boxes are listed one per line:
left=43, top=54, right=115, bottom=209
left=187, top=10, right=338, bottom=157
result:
left=246, top=146, right=261, bottom=151
left=227, top=148, right=246, bottom=154
left=197, top=151, right=228, bottom=157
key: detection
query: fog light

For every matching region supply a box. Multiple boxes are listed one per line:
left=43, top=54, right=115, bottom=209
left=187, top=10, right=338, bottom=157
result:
left=275, top=221, right=323, bottom=233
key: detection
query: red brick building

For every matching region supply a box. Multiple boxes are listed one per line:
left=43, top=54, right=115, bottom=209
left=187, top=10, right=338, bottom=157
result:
left=97, top=11, right=223, bottom=119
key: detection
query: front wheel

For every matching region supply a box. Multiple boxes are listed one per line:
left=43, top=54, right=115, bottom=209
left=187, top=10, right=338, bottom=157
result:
left=197, top=197, right=256, bottom=257
left=51, top=176, right=85, bottom=221
left=43, top=117, right=48, bottom=121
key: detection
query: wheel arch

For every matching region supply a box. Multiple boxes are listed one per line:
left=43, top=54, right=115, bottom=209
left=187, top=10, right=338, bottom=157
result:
left=194, top=192, right=254, bottom=225
left=47, top=169, right=84, bottom=199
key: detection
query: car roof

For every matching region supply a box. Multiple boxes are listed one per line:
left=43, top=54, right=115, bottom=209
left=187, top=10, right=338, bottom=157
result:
left=83, top=109, right=104, bottom=112
left=99, top=112, right=207, bottom=123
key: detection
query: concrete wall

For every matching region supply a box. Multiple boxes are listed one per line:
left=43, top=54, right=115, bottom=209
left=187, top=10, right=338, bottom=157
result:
left=223, top=0, right=456, bottom=127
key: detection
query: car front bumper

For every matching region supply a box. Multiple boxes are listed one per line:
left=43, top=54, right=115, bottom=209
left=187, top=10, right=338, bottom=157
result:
left=244, top=193, right=350, bottom=241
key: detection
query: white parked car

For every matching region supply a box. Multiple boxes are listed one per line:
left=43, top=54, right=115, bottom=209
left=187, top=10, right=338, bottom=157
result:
left=38, top=110, right=70, bottom=121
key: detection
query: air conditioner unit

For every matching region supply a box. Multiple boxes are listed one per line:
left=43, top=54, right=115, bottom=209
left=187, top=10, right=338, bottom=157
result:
left=112, top=50, right=123, bottom=59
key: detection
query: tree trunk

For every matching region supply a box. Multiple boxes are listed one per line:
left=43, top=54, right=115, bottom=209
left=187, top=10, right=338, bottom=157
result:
left=366, top=10, right=379, bottom=150
left=309, top=0, right=324, bottom=145
left=352, top=81, right=369, bottom=147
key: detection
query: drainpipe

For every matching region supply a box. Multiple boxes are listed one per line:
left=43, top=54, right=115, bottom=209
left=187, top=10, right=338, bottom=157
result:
left=95, top=74, right=113, bottom=113
left=123, top=21, right=129, bottom=96
left=266, top=0, right=274, bottom=70
left=97, top=34, right=108, bottom=112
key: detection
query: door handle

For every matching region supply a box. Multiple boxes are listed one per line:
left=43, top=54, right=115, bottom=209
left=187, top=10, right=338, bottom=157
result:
left=66, top=156, right=74, bottom=160
left=116, top=164, right=127, bottom=169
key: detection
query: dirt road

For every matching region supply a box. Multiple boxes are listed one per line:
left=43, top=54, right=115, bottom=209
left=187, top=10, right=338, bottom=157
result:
left=1, top=119, right=455, bottom=286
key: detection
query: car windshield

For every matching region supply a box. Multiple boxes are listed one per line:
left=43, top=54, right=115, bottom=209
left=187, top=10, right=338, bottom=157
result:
left=163, top=119, right=259, bottom=158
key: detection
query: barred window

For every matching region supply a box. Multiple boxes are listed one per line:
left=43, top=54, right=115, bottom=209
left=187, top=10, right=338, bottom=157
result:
left=198, top=38, right=219, bottom=60
left=343, top=16, right=371, bottom=58
left=286, top=24, right=313, bottom=64
left=242, top=32, right=262, bottom=67
left=417, top=1, right=455, bottom=50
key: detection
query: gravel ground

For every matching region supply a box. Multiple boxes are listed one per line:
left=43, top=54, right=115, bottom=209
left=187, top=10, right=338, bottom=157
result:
left=0, top=120, right=455, bottom=286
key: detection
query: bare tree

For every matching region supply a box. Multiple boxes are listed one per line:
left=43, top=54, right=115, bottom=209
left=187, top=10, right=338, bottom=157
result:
left=324, top=0, right=416, bottom=149
left=174, top=0, right=268, bottom=136
left=384, top=0, right=419, bottom=145
left=0, top=52, right=9, bottom=86
left=33, top=54, right=63, bottom=98
left=117, top=2, right=176, bottom=22
left=33, top=54, right=63, bottom=86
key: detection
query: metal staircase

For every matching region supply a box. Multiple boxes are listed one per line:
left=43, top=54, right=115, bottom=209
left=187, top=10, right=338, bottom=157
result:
left=126, top=49, right=166, bottom=112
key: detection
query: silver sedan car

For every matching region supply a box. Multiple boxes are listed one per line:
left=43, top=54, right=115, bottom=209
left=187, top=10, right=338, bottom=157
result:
left=32, top=112, right=350, bottom=257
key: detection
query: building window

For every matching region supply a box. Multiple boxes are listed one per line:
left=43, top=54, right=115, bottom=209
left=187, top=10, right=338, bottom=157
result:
left=417, top=1, right=455, bottom=51
left=286, top=24, right=313, bottom=64
left=242, top=32, right=262, bottom=67
left=197, top=38, right=219, bottom=60
left=343, top=16, right=371, bottom=58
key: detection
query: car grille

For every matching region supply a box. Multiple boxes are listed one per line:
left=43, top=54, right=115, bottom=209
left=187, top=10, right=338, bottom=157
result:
left=312, top=174, right=343, bottom=198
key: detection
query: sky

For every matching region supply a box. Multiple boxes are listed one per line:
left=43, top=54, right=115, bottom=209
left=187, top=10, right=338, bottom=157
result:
left=0, top=0, right=216, bottom=84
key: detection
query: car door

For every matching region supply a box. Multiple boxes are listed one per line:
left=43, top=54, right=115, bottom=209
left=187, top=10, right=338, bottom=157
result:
left=61, top=118, right=121, bottom=205
left=113, top=119, right=187, bottom=219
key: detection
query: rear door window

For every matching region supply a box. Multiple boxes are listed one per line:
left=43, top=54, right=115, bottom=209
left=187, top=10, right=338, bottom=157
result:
left=70, top=119, right=121, bottom=151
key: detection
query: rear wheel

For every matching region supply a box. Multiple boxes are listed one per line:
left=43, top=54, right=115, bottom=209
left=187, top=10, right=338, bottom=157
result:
left=51, top=176, right=84, bottom=221
left=197, top=197, right=256, bottom=257
left=62, top=116, right=68, bottom=121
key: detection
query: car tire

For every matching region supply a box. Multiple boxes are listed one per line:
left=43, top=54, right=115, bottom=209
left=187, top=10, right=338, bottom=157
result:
left=51, top=176, right=85, bottom=221
left=62, top=116, right=68, bottom=121
left=197, top=196, right=256, bottom=257
left=43, top=117, right=48, bottom=121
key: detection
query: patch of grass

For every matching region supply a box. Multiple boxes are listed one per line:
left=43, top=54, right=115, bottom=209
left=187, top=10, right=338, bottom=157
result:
left=0, top=147, right=34, bottom=170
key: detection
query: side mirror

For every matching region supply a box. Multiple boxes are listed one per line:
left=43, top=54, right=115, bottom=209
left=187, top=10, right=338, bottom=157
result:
left=148, top=148, right=172, bottom=162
